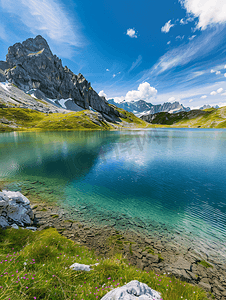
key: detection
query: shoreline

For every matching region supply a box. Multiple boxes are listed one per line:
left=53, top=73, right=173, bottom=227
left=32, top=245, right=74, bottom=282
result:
left=30, top=200, right=226, bottom=300
left=0, top=178, right=225, bottom=299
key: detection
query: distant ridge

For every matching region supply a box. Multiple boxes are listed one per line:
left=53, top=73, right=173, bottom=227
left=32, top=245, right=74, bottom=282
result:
left=108, top=99, right=190, bottom=117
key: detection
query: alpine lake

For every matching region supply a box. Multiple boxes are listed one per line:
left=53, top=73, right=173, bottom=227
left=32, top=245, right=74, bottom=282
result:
left=1, top=128, right=226, bottom=264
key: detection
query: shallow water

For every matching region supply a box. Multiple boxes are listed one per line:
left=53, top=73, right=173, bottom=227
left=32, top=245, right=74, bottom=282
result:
left=1, top=129, right=226, bottom=262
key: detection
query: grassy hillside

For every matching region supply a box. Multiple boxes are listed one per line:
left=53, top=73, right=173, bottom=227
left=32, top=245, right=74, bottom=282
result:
left=0, top=227, right=208, bottom=300
left=0, top=106, right=149, bottom=132
left=141, top=107, right=226, bottom=128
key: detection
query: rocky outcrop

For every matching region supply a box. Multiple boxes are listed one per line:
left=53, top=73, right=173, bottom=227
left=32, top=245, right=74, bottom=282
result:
left=101, top=280, right=162, bottom=300
left=108, top=99, right=190, bottom=117
left=0, top=82, right=69, bottom=113
left=0, top=190, right=34, bottom=228
left=0, top=35, right=120, bottom=120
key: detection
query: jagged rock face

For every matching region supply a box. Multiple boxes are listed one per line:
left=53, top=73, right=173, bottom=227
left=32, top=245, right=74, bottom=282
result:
left=1, top=35, right=119, bottom=118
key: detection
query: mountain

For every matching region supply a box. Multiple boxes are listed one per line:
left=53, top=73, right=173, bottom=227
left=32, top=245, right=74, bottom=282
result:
left=0, top=35, right=121, bottom=122
left=200, top=104, right=219, bottom=110
left=108, top=99, right=190, bottom=116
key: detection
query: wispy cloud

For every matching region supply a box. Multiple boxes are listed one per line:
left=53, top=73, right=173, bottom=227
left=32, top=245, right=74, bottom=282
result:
left=128, top=55, right=142, bottom=73
left=180, top=17, right=194, bottom=25
left=161, top=20, right=174, bottom=33
left=144, top=27, right=226, bottom=77
left=189, top=35, right=196, bottom=41
left=0, top=22, right=7, bottom=41
left=0, top=0, right=82, bottom=56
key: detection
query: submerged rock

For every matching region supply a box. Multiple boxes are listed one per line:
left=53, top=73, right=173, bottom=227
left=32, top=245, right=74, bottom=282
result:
left=101, top=280, right=162, bottom=300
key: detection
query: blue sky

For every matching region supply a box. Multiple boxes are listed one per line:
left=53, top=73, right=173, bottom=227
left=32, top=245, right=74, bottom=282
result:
left=1, top=0, right=226, bottom=108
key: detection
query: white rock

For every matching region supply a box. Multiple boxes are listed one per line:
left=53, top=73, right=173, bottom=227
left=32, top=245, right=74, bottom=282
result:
left=7, top=203, right=31, bottom=225
left=69, top=263, right=92, bottom=271
left=0, top=216, right=9, bottom=228
left=0, top=190, right=33, bottom=229
left=100, top=280, right=162, bottom=300
left=26, top=227, right=37, bottom=231
left=2, top=190, right=30, bottom=205
left=11, top=223, right=19, bottom=229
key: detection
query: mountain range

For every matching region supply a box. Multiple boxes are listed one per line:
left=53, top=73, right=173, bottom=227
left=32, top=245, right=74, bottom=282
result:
left=107, top=99, right=190, bottom=117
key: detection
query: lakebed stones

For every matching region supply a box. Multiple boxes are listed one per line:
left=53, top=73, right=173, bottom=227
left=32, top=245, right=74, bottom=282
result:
left=0, top=190, right=34, bottom=228
left=100, top=280, right=162, bottom=300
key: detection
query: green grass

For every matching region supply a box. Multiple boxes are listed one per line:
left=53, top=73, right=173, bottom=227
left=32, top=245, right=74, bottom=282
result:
left=198, top=260, right=213, bottom=268
left=0, top=227, right=208, bottom=300
left=0, top=107, right=150, bottom=132
left=142, top=106, right=226, bottom=128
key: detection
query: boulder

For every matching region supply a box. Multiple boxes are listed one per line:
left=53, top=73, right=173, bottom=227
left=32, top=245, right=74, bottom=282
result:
left=0, top=216, right=9, bottom=228
left=101, top=280, right=162, bottom=300
left=69, top=263, right=92, bottom=271
left=0, top=190, right=34, bottom=228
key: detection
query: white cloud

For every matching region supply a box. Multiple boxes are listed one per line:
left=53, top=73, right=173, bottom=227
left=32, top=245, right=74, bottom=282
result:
left=98, top=90, right=107, bottom=98
left=126, top=28, right=137, bottom=38
left=224, top=73, right=226, bottom=77
left=201, top=95, right=207, bottom=99
left=113, top=96, right=124, bottom=103
left=216, top=71, right=221, bottom=75
left=210, top=91, right=217, bottom=96
left=217, top=88, right=224, bottom=93
left=106, top=69, right=109, bottom=72
left=113, top=74, right=116, bottom=78
left=167, top=41, right=171, bottom=45
left=176, top=35, right=185, bottom=40
left=179, top=0, right=226, bottom=30
left=0, top=0, right=81, bottom=48
left=189, top=99, right=193, bottom=102
left=168, top=97, right=176, bottom=102
left=180, top=17, right=194, bottom=25
left=124, top=82, right=157, bottom=102
left=224, top=65, right=226, bottom=69
left=221, top=92, right=226, bottom=96
left=189, top=35, right=196, bottom=41
left=161, top=20, right=174, bottom=33
left=128, top=55, right=142, bottom=72
left=210, top=69, right=215, bottom=73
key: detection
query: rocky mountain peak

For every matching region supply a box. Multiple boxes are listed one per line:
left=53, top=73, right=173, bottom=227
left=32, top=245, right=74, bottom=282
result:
left=0, top=35, right=120, bottom=122
left=6, top=35, right=53, bottom=68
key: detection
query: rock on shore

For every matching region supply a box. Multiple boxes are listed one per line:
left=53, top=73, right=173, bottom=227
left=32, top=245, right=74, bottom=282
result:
left=0, top=190, right=34, bottom=228
left=101, top=280, right=162, bottom=300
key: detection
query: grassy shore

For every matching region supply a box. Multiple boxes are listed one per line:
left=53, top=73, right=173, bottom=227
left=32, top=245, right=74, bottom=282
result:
left=0, top=107, right=149, bottom=132
left=0, top=227, right=208, bottom=300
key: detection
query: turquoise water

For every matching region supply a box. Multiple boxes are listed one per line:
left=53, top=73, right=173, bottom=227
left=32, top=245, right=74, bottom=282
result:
left=1, top=129, right=226, bottom=262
